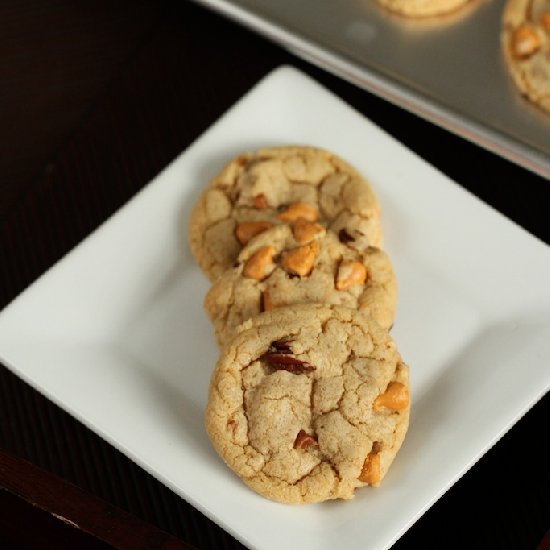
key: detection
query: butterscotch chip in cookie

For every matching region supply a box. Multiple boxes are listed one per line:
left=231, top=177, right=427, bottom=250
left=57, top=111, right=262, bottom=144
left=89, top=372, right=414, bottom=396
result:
left=204, top=224, right=397, bottom=348
left=188, top=146, right=382, bottom=281
left=242, top=246, right=276, bottom=281
left=278, top=202, right=319, bottom=222
left=204, top=304, right=410, bottom=503
left=281, top=241, right=320, bottom=277
left=291, top=218, right=324, bottom=244
left=235, top=221, right=274, bottom=245
left=502, top=0, right=550, bottom=114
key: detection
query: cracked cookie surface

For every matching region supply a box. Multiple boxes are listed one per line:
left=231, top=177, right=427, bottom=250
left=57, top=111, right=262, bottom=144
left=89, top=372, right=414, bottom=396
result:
left=502, top=0, right=550, bottom=113
left=204, top=304, right=410, bottom=504
left=188, top=146, right=382, bottom=281
left=205, top=224, right=397, bottom=348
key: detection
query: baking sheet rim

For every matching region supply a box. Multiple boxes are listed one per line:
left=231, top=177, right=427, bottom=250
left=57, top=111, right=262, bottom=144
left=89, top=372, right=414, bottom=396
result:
left=194, top=0, right=550, bottom=179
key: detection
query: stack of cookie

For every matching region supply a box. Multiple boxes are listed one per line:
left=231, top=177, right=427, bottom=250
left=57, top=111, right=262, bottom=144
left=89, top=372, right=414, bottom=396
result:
left=188, top=146, right=411, bottom=504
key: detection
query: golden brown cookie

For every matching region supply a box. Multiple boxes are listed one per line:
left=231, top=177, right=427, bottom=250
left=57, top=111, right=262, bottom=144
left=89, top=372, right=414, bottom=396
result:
left=375, top=0, right=474, bottom=17
left=502, top=0, right=550, bottom=113
left=188, top=146, right=382, bottom=281
left=205, top=224, right=397, bottom=348
left=204, top=304, right=410, bottom=504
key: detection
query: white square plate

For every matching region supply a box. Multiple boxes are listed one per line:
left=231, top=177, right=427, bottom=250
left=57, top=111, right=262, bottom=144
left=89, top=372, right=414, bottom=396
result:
left=1, top=66, right=549, bottom=550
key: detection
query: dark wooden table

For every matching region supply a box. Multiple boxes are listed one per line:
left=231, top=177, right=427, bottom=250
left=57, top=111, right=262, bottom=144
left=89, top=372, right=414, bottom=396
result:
left=1, top=1, right=549, bottom=548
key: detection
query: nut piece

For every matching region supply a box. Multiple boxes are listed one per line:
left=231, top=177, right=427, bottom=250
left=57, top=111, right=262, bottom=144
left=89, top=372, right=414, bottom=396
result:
left=262, top=353, right=315, bottom=373
left=291, top=218, right=324, bottom=244
left=335, top=260, right=367, bottom=290
left=281, top=242, right=319, bottom=277
left=294, top=430, right=317, bottom=450
left=235, top=221, right=273, bottom=245
left=243, top=246, right=276, bottom=281
left=265, top=339, right=294, bottom=355
left=236, top=154, right=249, bottom=167
left=278, top=202, right=319, bottom=222
left=541, top=13, right=550, bottom=35
left=358, top=448, right=381, bottom=485
left=373, top=382, right=409, bottom=412
left=510, top=25, right=541, bottom=59
left=227, top=418, right=237, bottom=432
left=253, top=194, right=268, bottom=209
left=338, top=228, right=355, bottom=244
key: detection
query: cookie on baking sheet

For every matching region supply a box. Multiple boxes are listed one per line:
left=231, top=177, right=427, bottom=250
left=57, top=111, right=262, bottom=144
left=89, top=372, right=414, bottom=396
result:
left=502, top=0, right=550, bottom=113
left=204, top=304, right=410, bottom=504
left=204, top=223, right=397, bottom=348
left=188, top=146, right=382, bottom=281
left=375, top=0, right=473, bottom=17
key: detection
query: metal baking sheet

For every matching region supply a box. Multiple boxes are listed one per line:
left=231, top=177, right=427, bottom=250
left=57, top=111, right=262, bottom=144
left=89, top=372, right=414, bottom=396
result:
left=195, top=0, right=550, bottom=178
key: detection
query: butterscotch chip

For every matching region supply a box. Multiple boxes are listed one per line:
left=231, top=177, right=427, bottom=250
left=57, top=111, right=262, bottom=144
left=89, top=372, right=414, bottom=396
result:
left=205, top=225, right=397, bottom=348
left=358, top=449, right=381, bottom=485
left=243, top=246, right=275, bottom=281
left=335, top=260, right=368, bottom=290
left=204, top=304, right=411, bottom=503
left=373, top=382, right=410, bottom=412
left=511, top=24, right=541, bottom=58
left=235, top=221, right=273, bottom=245
left=291, top=218, right=324, bottom=244
left=278, top=202, right=318, bottom=222
left=188, top=146, right=382, bottom=281
left=281, top=242, right=319, bottom=277
left=502, top=0, right=550, bottom=114
left=261, top=289, right=275, bottom=312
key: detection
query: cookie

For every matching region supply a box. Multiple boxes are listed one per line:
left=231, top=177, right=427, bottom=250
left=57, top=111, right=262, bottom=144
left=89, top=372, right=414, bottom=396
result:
left=188, top=146, right=382, bottom=281
left=204, top=223, right=397, bottom=348
left=375, top=0, right=473, bottom=17
left=502, top=0, right=550, bottom=113
left=204, top=304, right=410, bottom=504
